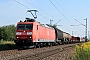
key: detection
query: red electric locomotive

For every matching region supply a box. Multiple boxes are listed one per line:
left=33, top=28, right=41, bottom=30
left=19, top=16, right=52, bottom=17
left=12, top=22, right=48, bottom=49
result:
left=14, top=18, right=56, bottom=47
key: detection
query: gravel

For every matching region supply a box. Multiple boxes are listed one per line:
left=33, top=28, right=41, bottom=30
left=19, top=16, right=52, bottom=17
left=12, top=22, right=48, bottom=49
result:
left=42, top=47, right=75, bottom=60
left=0, top=43, right=79, bottom=60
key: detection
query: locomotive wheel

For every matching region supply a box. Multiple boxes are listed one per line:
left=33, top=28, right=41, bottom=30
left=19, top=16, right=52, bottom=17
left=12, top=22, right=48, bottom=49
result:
left=43, top=43, right=46, bottom=47
left=61, top=40, right=64, bottom=45
left=48, top=43, right=52, bottom=47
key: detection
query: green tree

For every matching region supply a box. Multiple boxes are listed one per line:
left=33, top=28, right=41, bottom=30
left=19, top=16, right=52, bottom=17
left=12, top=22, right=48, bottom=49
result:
left=0, top=25, right=16, bottom=41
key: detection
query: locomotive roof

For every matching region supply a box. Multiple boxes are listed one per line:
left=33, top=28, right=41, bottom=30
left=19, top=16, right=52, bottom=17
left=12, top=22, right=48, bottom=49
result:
left=17, top=22, right=34, bottom=24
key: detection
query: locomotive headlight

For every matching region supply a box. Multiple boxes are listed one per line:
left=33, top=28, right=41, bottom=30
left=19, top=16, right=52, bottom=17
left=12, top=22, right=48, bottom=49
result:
left=16, top=32, right=21, bottom=35
left=27, top=32, right=32, bottom=35
left=29, top=36, right=32, bottom=38
left=17, top=37, right=20, bottom=38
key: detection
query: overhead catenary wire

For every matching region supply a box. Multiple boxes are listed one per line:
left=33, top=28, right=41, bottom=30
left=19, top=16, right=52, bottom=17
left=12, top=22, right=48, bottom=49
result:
left=49, top=0, right=71, bottom=23
left=13, top=0, right=29, bottom=9
left=49, top=0, right=73, bottom=33
left=25, top=0, right=54, bottom=19
left=55, top=19, right=61, bottom=24
left=54, top=0, right=86, bottom=27
left=54, top=0, right=86, bottom=37
left=13, top=0, right=50, bottom=20
left=75, top=19, right=86, bottom=27
left=51, top=0, right=85, bottom=37
left=55, top=0, right=73, bottom=19
left=12, top=0, right=86, bottom=25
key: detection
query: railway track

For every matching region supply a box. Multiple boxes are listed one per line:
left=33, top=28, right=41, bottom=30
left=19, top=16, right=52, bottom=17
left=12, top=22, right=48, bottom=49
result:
left=10, top=47, right=63, bottom=60
left=0, top=43, right=81, bottom=60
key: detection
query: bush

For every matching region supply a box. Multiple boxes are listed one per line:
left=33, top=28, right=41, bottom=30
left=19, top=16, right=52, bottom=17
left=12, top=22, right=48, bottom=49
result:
left=72, top=42, right=90, bottom=60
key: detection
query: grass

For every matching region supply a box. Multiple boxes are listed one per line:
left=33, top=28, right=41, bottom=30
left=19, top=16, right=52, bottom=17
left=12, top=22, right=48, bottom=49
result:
left=0, top=40, right=16, bottom=51
left=0, top=40, right=15, bottom=45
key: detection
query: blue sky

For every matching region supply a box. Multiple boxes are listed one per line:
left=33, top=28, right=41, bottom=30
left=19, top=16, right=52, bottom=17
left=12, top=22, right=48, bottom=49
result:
left=0, top=0, right=90, bottom=38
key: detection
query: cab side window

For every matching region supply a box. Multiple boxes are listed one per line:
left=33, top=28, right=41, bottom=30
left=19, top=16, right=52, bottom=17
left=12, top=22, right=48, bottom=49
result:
left=37, top=25, right=38, bottom=30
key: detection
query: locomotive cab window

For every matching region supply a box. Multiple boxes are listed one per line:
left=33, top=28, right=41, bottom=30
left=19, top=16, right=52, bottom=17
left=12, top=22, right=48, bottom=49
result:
left=17, top=24, right=25, bottom=30
left=25, top=24, right=33, bottom=30
left=37, top=25, right=38, bottom=30
left=17, top=24, right=33, bottom=30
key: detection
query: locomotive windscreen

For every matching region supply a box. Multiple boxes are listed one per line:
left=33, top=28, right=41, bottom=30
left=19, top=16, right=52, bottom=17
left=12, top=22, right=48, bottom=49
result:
left=17, top=24, right=33, bottom=30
